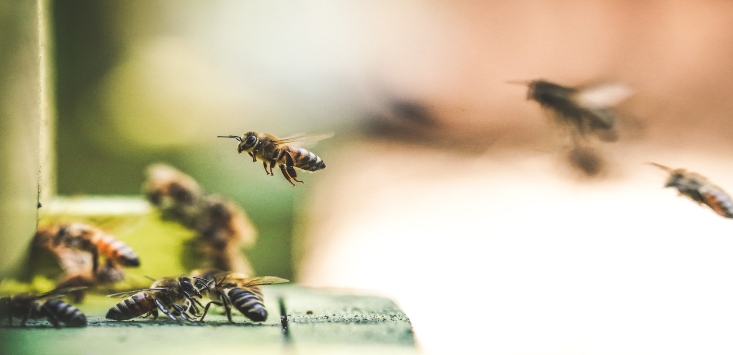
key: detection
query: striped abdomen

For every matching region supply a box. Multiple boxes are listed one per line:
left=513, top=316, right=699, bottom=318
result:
left=41, top=299, right=87, bottom=327
left=228, top=287, right=267, bottom=322
left=286, top=147, right=326, bottom=172
left=91, top=232, right=140, bottom=267
left=106, top=293, right=156, bottom=320
left=701, top=187, right=733, bottom=218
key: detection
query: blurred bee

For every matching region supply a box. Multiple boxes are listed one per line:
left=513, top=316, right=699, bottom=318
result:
left=193, top=269, right=288, bottom=323
left=41, top=223, right=141, bottom=273
left=512, top=79, right=633, bottom=142
left=0, top=287, right=87, bottom=328
left=144, top=164, right=204, bottom=228
left=106, top=276, right=211, bottom=322
left=143, top=164, right=257, bottom=274
left=33, top=224, right=132, bottom=301
left=650, top=163, right=733, bottom=218
left=218, top=132, right=328, bottom=186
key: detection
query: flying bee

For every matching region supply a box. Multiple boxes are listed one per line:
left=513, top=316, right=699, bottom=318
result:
left=192, top=269, right=288, bottom=323
left=37, top=222, right=140, bottom=273
left=142, top=164, right=257, bottom=274
left=105, top=276, right=211, bottom=322
left=218, top=132, right=328, bottom=186
left=649, top=163, right=733, bottom=219
left=511, top=79, right=633, bottom=142
left=144, top=163, right=204, bottom=228
left=0, top=287, right=87, bottom=328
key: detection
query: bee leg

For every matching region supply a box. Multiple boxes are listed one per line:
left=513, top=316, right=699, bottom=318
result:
left=199, top=301, right=222, bottom=322
left=283, top=152, right=303, bottom=184
left=172, top=305, right=193, bottom=322
left=222, top=296, right=234, bottom=323
left=154, top=299, right=177, bottom=321
left=262, top=161, right=270, bottom=175
left=279, top=165, right=296, bottom=186
left=248, top=152, right=256, bottom=161
left=151, top=308, right=159, bottom=320
left=269, top=159, right=278, bottom=176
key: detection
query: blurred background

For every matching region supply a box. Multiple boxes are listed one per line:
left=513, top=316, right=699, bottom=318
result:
left=43, top=0, right=733, bottom=353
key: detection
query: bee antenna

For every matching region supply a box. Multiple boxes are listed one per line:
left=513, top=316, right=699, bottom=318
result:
left=646, top=162, right=674, bottom=172
left=217, top=135, right=242, bottom=142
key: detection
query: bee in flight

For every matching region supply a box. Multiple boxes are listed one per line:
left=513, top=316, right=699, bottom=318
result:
left=218, top=132, right=328, bottom=186
left=192, top=269, right=288, bottom=323
left=0, top=287, right=87, bottom=328
left=649, top=163, right=733, bottom=219
left=510, top=79, right=633, bottom=142
left=105, top=276, right=211, bottom=322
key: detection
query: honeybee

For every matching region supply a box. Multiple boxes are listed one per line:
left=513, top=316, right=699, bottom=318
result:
left=192, top=270, right=288, bottom=323
left=36, top=223, right=140, bottom=273
left=33, top=224, right=134, bottom=301
left=650, top=163, right=733, bottom=218
left=105, top=276, right=211, bottom=321
left=218, top=132, right=328, bottom=186
left=512, top=79, right=633, bottom=142
left=0, top=288, right=87, bottom=327
left=144, top=163, right=204, bottom=228
left=142, top=164, right=257, bottom=274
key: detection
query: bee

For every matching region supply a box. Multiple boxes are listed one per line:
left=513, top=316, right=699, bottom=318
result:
left=512, top=79, right=633, bottom=142
left=144, top=163, right=204, bottom=228
left=37, top=223, right=140, bottom=273
left=650, top=163, right=733, bottom=218
left=142, top=164, right=257, bottom=274
left=193, top=270, right=288, bottom=323
left=218, top=132, right=327, bottom=186
left=0, top=288, right=87, bottom=328
left=105, top=276, right=211, bottom=321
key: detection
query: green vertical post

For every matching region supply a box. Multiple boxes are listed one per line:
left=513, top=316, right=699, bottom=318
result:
left=0, top=0, right=54, bottom=278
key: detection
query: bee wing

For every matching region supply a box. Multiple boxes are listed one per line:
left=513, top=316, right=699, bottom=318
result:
left=238, top=276, right=290, bottom=287
left=106, top=287, right=167, bottom=298
left=52, top=247, right=95, bottom=276
left=573, top=83, right=633, bottom=109
left=274, top=132, right=334, bottom=148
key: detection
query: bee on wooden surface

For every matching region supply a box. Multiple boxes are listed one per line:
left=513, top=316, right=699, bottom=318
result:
left=512, top=79, right=632, bottom=142
left=192, top=269, right=288, bottom=323
left=105, top=276, right=211, bottom=321
left=218, top=132, right=328, bottom=186
left=649, top=163, right=733, bottom=219
left=0, top=287, right=87, bottom=328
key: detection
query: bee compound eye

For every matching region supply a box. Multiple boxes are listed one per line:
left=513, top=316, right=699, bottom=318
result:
left=245, top=135, right=257, bottom=145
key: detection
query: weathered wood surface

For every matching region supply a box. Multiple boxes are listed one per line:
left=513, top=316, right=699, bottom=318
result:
left=0, top=285, right=416, bottom=354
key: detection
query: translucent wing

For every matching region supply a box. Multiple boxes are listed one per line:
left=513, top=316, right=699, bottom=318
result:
left=237, top=276, right=290, bottom=287
left=106, top=287, right=168, bottom=298
left=36, top=286, right=88, bottom=299
left=573, top=83, right=633, bottom=109
left=274, top=132, right=334, bottom=148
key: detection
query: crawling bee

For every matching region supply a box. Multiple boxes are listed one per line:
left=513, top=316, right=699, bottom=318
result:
left=37, top=223, right=140, bottom=273
left=193, top=270, right=288, bottom=323
left=512, top=79, right=632, bottom=142
left=218, top=132, right=327, bottom=186
left=105, top=276, right=211, bottom=321
left=0, top=288, right=87, bottom=328
left=650, top=163, right=733, bottom=219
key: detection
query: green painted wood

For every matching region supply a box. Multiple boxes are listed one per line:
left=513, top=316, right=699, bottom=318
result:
left=0, top=286, right=417, bottom=354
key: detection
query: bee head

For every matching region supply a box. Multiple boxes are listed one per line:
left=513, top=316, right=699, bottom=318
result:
left=179, top=278, right=203, bottom=298
left=218, top=133, right=258, bottom=154
left=237, top=132, right=259, bottom=153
